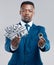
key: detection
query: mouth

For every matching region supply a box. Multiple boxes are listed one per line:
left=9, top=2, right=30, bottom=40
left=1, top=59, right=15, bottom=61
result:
left=24, top=16, right=29, bottom=19
left=22, top=16, right=31, bottom=22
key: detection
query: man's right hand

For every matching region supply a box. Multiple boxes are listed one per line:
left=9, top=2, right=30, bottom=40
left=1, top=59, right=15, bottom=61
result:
left=11, top=36, right=20, bottom=49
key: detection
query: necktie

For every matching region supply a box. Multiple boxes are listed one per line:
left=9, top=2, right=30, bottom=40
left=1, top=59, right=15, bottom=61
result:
left=25, top=23, right=30, bottom=31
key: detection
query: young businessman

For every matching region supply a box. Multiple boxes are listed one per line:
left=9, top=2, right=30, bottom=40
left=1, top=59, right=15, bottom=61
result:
left=5, top=1, right=50, bottom=65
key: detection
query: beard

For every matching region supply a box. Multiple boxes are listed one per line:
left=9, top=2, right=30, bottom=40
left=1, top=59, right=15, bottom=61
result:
left=22, top=17, right=32, bottom=23
left=22, top=19, right=30, bottom=23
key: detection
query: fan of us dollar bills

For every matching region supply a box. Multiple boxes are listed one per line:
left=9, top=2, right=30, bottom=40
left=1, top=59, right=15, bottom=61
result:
left=4, top=23, right=28, bottom=40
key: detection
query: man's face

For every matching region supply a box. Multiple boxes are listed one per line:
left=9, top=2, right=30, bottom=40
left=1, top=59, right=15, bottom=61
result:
left=20, top=4, right=35, bottom=23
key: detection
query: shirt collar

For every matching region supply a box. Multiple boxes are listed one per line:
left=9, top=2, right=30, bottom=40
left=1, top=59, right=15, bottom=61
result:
left=20, top=20, right=33, bottom=27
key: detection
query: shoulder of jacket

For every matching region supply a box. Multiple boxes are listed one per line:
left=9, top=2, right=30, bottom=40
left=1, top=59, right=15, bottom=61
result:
left=37, top=25, right=45, bottom=29
left=33, top=24, right=45, bottom=29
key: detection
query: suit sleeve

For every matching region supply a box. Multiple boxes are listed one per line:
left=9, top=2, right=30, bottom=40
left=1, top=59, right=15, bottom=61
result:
left=38, top=26, right=50, bottom=52
left=5, top=37, right=17, bottom=53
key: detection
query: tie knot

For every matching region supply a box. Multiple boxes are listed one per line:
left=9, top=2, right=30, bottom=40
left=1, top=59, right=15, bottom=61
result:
left=25, top=23, right=30, bottom=31
left=25, top=23, right=29, bottom=27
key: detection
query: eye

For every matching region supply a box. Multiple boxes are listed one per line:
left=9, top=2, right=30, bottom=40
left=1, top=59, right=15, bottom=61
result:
left=21, top=10, right=25, bottom=12
left=21, top=9, right=26, bottom=12
left=29, top=10, right=33, bottom=12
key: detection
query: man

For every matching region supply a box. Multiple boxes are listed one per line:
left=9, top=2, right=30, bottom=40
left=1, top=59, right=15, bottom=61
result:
left=5, top=1, right=50, bottom=65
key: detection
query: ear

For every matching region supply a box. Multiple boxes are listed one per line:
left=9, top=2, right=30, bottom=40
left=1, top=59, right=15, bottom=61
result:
left=19, top=9, right=21, bottom=15
left=33, top=9, right=35, bottom=15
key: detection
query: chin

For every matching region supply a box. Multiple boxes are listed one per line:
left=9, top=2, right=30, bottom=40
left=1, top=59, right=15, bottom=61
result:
left=22, top=19, right=30, bottom=23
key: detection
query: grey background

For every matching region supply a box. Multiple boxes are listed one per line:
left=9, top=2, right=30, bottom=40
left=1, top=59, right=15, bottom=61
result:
left=0, top=0, right=54, bottom=65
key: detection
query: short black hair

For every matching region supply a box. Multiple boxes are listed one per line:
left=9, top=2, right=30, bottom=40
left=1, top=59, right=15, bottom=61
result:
left=21, top=1, right=35, bottom=8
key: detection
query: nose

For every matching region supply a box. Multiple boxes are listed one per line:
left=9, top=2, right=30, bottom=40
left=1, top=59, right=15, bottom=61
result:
left=25, top=10, right=29, bottom=15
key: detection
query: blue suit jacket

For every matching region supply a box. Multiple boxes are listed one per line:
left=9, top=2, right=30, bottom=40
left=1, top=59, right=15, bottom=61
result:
left=5, top=24, right=50, bottom=65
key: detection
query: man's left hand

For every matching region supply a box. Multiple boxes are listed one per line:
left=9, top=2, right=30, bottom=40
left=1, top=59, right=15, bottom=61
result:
left=38, top=38, right=46, bottom=48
